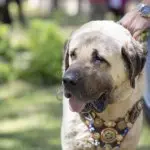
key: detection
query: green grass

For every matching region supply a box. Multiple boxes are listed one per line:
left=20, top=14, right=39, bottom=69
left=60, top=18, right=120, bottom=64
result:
left=0, top=81, right=62, bottom=150
left=139, top=119, right=150, bottom=149
left=0, top=80, right=149, bottom=150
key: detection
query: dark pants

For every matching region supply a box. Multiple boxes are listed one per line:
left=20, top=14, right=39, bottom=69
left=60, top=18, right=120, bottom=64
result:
left=0, top=0, right=25, bottom=25
left=144, top=36, right=150, bottom=108
left=0, top=2, right=11, bottom=24
left=109, top=7, right=124, bottom=19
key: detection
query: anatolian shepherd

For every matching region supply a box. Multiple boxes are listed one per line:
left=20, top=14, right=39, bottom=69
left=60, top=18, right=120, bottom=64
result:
left=61, top=21, right=147, bottom=150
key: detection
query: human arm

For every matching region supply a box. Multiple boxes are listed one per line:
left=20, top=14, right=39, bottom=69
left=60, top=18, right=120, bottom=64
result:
left=143, top=0, right=150, bottom=5
left=119, top=0, right=150, bottom=40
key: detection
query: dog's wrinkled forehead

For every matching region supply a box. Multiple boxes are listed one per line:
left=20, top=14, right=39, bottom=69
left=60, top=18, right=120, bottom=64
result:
left=69, top=21, right=131, bottom=47
left=70, top=31, right=118, bottom=48
left=68, top=21, right=132, bottom=57
left=68, top=31, right=123, bottom=64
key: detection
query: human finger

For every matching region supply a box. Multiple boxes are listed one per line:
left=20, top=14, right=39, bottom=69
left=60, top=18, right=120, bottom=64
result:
left=133, top=29, right=145, bottom=41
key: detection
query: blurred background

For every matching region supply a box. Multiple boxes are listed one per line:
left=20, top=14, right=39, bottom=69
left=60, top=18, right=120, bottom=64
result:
left=0, top=0, right=148, bottom=150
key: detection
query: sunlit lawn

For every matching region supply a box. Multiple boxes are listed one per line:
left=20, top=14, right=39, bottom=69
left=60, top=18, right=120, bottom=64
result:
left=0, top=80, right=149, bottom=150
left=0, top=81, right=62, bottom=150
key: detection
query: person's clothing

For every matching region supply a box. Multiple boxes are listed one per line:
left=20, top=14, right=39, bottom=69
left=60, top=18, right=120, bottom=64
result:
left=108, top=0, right=122, bottom=9
left=144, top=36, right=150, bottom=108
left=0, top=1, right=12, bottom=24
left=0, top=0, right=6, bottom=6
left=108, top=0, right=128, bottom=17
left=89, top=0, right=107, bottom=20
left=0, top=0, right=25, bottom=25
left=144, top=36, right=150, bottom=123
left=90, top=3, right=107, bottom=20
left=89, top=0, right=105, bottom=4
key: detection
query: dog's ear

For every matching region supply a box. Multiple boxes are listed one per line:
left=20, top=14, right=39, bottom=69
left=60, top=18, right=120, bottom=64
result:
left=121, top=40, right=147, bottom=88
left=63, top=39, right=70, bottom=71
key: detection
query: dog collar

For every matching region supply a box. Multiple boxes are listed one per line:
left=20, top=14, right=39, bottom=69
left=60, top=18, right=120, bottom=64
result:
left=80, top=98, right=143, bottom=149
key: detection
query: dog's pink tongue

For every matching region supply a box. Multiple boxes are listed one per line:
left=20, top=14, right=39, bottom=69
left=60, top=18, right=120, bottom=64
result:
left=69, top=97, right=85, bottom=112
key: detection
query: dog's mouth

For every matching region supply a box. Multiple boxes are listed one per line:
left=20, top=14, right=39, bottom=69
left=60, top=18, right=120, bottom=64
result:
left=65, top=92, right=108, bottom=113
left=69, top=96, right=86, bottom=112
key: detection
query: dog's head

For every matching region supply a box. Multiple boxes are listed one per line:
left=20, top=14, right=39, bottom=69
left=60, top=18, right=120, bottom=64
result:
left=63, top=21, right=146, bottom=113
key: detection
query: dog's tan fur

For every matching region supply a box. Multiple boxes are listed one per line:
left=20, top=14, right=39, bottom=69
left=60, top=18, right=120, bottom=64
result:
left=61, top=21, right=146, bottom=150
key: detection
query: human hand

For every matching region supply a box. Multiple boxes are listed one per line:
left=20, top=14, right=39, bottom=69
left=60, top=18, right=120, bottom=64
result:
left=119, top=9, right=150, bottom=40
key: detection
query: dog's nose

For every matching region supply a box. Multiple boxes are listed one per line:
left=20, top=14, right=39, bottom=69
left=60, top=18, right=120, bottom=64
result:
left=63, top=71, right=79, bottom=86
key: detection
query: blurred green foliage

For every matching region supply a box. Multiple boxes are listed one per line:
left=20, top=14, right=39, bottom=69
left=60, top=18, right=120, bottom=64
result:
left=0, top=25, right=13, bottom=83
left=0, top=20, right=65, bottom=85
left=50, top=10, right=88, bottom=26
left=18, top=20, right=64, bottom=85
left=0, top=63, right=11, bottom=83
left=0, top=25, right=15, bottom=62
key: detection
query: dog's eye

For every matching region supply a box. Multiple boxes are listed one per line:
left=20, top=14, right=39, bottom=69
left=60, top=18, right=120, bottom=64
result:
left=70, top=51, right=76, bottom=59
left=93, top=55, right=106, bottom=64
left=92, top=49, right=106, bottom=64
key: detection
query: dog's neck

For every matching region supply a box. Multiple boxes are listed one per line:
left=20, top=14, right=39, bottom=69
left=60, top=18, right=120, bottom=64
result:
left=97, top=76, right=144, bottom=121
left=80, top=97, right=143, bottom=148
left=80, top=76, right=144, bottom=149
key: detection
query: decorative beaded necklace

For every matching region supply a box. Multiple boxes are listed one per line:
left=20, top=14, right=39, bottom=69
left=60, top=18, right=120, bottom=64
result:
left=80, top=98, right=143, bottom=150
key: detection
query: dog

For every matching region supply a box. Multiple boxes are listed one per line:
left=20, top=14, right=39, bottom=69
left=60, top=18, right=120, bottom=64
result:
left=61, top=21, right=146, bottom=150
